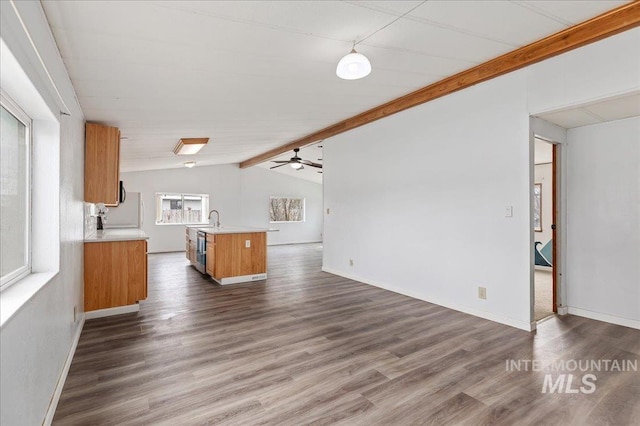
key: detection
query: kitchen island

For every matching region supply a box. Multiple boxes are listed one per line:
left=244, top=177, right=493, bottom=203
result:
left=186, top=226, right=273, bottom=285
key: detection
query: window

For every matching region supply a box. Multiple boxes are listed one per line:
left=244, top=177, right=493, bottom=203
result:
left=269, top=197, right=305, bottom=222
left=0, top=94, right=31, bottom=290
left=155, top=193, right=209, bottom=225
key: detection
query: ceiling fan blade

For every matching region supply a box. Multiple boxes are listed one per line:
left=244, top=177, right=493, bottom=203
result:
left=301, top=160, right=322, bottom=168
left=270, top=163, right=289, bottom=169
left=271, top=160, right=290, bottom=164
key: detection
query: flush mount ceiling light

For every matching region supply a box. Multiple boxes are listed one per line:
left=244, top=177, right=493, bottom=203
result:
left=336, top=44, right=371, bottom=80
left=174, top=137, right=209, bottom=155
left=184, top=161, right=196, bottom=168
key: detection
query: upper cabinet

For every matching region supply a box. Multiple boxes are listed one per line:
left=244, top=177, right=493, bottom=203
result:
left=85, top=123, right=120, bottom=205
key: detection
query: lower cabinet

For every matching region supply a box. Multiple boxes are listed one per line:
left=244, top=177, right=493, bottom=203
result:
left=84, top=240, right=148, bottom=311
left=186, top=227, right=197, bottom=263
left=212, top=232, right=266, bottom=280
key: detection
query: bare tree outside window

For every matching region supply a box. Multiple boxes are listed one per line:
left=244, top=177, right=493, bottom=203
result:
left=269, top=197, right=304, bottom=222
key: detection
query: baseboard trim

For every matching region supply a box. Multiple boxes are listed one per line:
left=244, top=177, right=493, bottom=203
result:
left=267, top=240, right=322, bottom=246
left=213, top=273, right=267, bottom=285
left=557, top=306, right=569, bottom=315
left=321, top=267, right=534, bottom=332
left=85, top=304, right=139, bottom=319
left=567, top=307, right=640, bottom=330
left=43, top=314, right=85, bottom=425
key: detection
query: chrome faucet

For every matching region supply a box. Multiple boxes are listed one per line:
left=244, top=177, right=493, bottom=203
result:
left=208, top=209, right=220, bottom=228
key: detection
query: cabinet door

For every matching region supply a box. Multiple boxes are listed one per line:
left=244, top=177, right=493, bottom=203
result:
left=143, top=240, right=148, bottom=299
left=186, top=230, right=190, bottom=260
left=85, top=123, right=120, bottom=205
left=189, top=241, right=196, bottom=263
left=84, top=240, right=147, bottom=311
left=206, top=237, right=215, bottom=276
left=213, top=233, right=239, bottom=279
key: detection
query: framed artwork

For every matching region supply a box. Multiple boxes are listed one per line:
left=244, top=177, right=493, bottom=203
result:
left=534, top=183, right=542, bottom=232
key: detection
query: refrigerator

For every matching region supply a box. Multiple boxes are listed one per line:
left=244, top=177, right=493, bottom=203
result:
left=103, top=192, right=144, bottom=228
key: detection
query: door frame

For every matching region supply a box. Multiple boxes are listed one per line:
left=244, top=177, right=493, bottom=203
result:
left=530, top=117, right=568, bottom=325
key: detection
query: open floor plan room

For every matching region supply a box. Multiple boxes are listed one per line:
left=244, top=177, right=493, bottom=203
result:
left=53, top=245, right=640, bottom=425
left=2, top=1, right=639, bottom=425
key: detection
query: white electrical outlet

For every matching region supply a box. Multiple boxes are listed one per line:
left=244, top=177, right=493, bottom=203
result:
left=245, top=240, right=251, bottom=248
left=349, top=259, right=354, bottom=267
left=478, top=287, right=487, bottom=300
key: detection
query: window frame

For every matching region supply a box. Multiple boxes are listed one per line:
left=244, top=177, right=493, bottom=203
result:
left=0, top=91, right=32, bottom=291
left=155, top=192, right=209, bottom=225
left=269, top=196, right=306, bottom=223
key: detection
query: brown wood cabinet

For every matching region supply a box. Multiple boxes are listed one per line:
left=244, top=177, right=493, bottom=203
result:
left=213, top=232, right=266, bottom=281
left=84, top=240, right=148, bottom=311
left=206, top=238, right=215, bottom=276
left=85, top=122, right=120, bottom=205
left=186, top=227, right=197, bottom=263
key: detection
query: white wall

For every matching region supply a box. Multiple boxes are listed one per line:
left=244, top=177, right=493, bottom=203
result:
left=566, top=117, right=640, bottom=326
left=121, top=165, right=322, bottom=253
left=0, top=2, right=85, bottom=425
left=240, top=166, right=323, bottom=245
left=534, top=163, right=553, bottom=245
left=323, top=28, right=640, bottom=331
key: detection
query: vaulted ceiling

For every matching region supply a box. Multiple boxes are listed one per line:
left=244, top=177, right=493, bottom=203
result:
left=42, top=1, right=629, bottom=176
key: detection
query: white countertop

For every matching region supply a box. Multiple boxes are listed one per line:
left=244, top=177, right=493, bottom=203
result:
left=189, top=225, right=278, bottom=235
left=85, top=228, right=149, bottom=242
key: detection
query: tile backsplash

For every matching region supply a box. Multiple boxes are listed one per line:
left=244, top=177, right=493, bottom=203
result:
left=84, top=202, right=97, bottom=238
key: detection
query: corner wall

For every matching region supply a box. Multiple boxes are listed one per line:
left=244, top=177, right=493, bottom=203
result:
left=0, top=1, right=85, bottom=424
left=322, top=28, right=639, bottom=330
left=565, top=117, right=640, bottom=327
left=323, top=72, right=533, bottom=330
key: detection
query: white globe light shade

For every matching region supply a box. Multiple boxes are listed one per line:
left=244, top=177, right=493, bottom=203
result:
left=290, top=163, right=303, bottom=170
left=336, top=49, right=371, bottom=80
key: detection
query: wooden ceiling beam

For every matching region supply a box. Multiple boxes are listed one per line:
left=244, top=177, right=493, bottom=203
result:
left=240, top=1, right=640, bottom=169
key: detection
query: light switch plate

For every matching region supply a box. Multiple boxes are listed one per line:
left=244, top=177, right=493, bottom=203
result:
left=245, top=240, right=250, bottom=248
left=505, top=206, right=513, bottom=217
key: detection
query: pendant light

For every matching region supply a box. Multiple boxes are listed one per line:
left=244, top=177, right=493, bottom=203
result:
left=336, top=43, right=371, bottom=80
left=335, top=2, right=427, bottom=81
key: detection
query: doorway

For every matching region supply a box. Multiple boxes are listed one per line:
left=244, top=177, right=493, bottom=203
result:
left=533, top=138, right=558, bottom=321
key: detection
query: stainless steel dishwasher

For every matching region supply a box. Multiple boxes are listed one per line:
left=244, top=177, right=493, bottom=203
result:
left=195, top=231, right=206, bottom=274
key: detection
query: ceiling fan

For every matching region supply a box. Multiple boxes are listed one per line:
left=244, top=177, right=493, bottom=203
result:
left=270, top=148, right=322, bottom=171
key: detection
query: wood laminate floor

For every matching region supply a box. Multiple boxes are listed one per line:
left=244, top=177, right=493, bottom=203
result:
left=54, top=243, right=640, bottom=425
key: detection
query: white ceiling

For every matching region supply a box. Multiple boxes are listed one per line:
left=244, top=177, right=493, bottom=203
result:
left=535, top=92, right=640, bottom=129
left=41, top=0, right=628, bottom=174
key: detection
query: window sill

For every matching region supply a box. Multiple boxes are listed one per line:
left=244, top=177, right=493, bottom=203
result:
left=0, top=272, right=57, bottom=328
left=155, top=223, right=209, bottom=226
